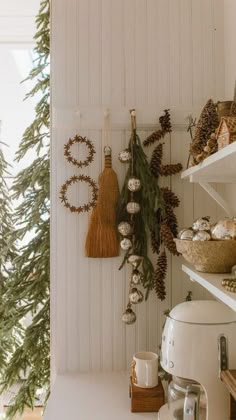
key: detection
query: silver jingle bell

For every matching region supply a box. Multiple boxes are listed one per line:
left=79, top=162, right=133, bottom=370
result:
left=118, top=221, right=133, bottom=236
left=126, top=201, right=141, bottom=214
left=128, top=255, right=143, bottom=268
left=129, top=287, right=144, bottom=304
left=128, top=177, right=141, bottom=192
left=192, top=216, right=211, bottom=232
left=193, top=230, right=211, bottom=241
left=131, top=269, right=143, bottom=285
left=119, top=148, right=132, bottom=163
left=122, top=305, right=136, bottom=324
left=120, top=238, right=132, bottom=251
left=178, top=228, right=194, bottom=241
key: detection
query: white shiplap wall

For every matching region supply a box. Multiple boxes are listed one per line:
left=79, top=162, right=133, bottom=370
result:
left=51, top=0, right=226, bottom=374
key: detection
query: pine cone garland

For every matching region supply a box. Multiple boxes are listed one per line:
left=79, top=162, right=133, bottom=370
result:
left=190, top=99, right=219, bottom=161
left=150, top=143, right=163, bottom=178
left=159, top=109, right=172, bottom=133
left=153, top=250, right=167, bottom=300
left=159, top=163, right=183, bottom=176
left=161, top=187, right=180, bottom=208
left=143, top=129, right=164, bottom=147
left=160, top=222, right=178, bottom=255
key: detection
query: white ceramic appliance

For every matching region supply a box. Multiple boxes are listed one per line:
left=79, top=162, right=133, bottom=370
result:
left=158, top=300, right=236, bottom=420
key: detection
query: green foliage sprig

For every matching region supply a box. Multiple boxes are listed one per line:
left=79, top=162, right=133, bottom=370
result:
left=117, top=127, right=165, bottom=297
left=0, top=1, right=50, bottom=418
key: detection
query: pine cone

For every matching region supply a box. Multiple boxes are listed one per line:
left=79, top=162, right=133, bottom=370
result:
left=160, top=222, right=179, bottom=255
left=143, top=129, right=164, bottom=147
left=151, top=230, right=160, bottom=254
left=159, top=109, right=172, bottom=133
left=164, top=205, right=178, bottom=238
left=153, top=250, right=167, bottom=300
left=190, top=99, right=219, bottom=159
left=161, top=187, right=180, bottom=208
left=159, top=163, right=183, bottom=176
left=150, top=143, right=163, bottom=178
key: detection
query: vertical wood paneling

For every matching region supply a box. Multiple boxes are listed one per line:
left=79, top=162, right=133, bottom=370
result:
left=192, top=0, right=204, bottom=106
left=101, top=0, right=112, bottom=105
left=111, top=0, right=124, bottom=106
left=135, top=0, right=147, bottom=106
left=124, top=0, right=136, bottom=107
left=169, top=0, right=180, bottom=106
left=146, top=0, right=158, bottom=106
left=156, top=0, right=170, bottom=107
left=52, top=0, right=225, bottom=374
left=89, top=0, right=102, bottom=105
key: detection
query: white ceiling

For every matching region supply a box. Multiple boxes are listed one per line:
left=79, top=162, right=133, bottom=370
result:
left=0, top=0, right=40, bottom=43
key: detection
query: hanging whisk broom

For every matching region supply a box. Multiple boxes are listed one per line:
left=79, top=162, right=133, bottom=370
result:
left=85, top=146, right=120, bottom=257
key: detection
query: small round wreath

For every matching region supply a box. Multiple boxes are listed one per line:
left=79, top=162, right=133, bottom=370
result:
left=60, top=175, right=98, bottom=214
left=64, top=135, right=95, bottom=168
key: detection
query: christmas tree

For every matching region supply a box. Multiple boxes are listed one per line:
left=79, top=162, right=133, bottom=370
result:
left=0, top=1, right=50, bottom=418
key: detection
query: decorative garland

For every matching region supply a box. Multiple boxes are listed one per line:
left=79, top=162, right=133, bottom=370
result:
left=64, top=135, right=95, bottom=168
left=60, top=175, right=98, bottom=213
left=118, top=109, right=182, bottom=325
left=60, top=134, right=98, bottom=214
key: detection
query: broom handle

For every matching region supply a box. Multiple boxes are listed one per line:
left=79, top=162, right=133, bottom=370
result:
left=104, top=146, right=112, bottom=168
left=102, top=109, right=112, bottom=168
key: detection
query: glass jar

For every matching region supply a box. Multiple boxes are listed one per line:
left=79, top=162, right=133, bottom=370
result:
left=168, top=376, right=206, bottom=420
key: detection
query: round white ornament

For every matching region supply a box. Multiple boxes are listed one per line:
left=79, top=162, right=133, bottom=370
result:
left=118, top=221, right=133, bottom=236
left=178, top=228, right=194, bottom=241
left=122, top=306, right=136, bottom=324
left=129, top=288, right=144, bottom=304
left=120, top=238, right=132, bottom=251
left=192, top=216, right=211, bottom=232
left=128, top=255, right=143, bottom=268
left=128, top=177, right=141, bottom=192
left=131, top=269, right=143, bottom=285
left=193, top=231, right=211, bottom=241
left=211, top=218, right=236, bottom=240
left=127, top=201, right=141, bottom=214
left=118, top=149, right=132, bottom=163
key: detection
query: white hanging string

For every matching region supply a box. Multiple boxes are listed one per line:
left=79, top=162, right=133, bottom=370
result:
left=102, top=108, right=111, bottom=164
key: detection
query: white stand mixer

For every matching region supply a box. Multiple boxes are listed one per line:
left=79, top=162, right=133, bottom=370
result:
left=158, top=300, right=236, bottom=420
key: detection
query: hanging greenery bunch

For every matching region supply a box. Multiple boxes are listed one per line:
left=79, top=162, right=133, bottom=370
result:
left=143, top=110, right=182, bottom=301
left=0, top=0, right=50, bottom=418
left=118, top=111, right=165, bottom=324
left=118, top=110, right=182, bottom=323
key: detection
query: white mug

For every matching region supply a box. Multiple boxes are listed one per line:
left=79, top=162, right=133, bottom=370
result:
left=132, top=351, right=158, bottom=388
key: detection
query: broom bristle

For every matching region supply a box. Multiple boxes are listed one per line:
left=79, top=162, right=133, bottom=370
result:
left=85, top=165, right=120, bottom=258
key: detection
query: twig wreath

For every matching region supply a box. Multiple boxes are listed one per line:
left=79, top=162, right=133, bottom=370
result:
left=60, top=175, right=98, bottom=214
left=60, top=134, right=98, bottom=214
left=64, top=135, right=95, bottom=168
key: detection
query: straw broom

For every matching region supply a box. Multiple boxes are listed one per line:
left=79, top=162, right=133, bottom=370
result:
left=85, top=146, right=120, bottom=257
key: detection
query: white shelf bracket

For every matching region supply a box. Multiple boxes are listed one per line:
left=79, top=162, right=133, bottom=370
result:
left=199, top=181, right=234, bottom=217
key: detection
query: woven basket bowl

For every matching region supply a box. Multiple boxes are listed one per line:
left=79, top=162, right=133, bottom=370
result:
left=175, top=239, right=236, bottom=273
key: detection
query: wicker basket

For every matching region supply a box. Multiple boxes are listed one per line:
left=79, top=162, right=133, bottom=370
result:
left=175, top=239, right=236, bottom=273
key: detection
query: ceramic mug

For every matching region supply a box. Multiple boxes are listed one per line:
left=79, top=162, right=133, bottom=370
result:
left=132, top=351, right=158, bottom=388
